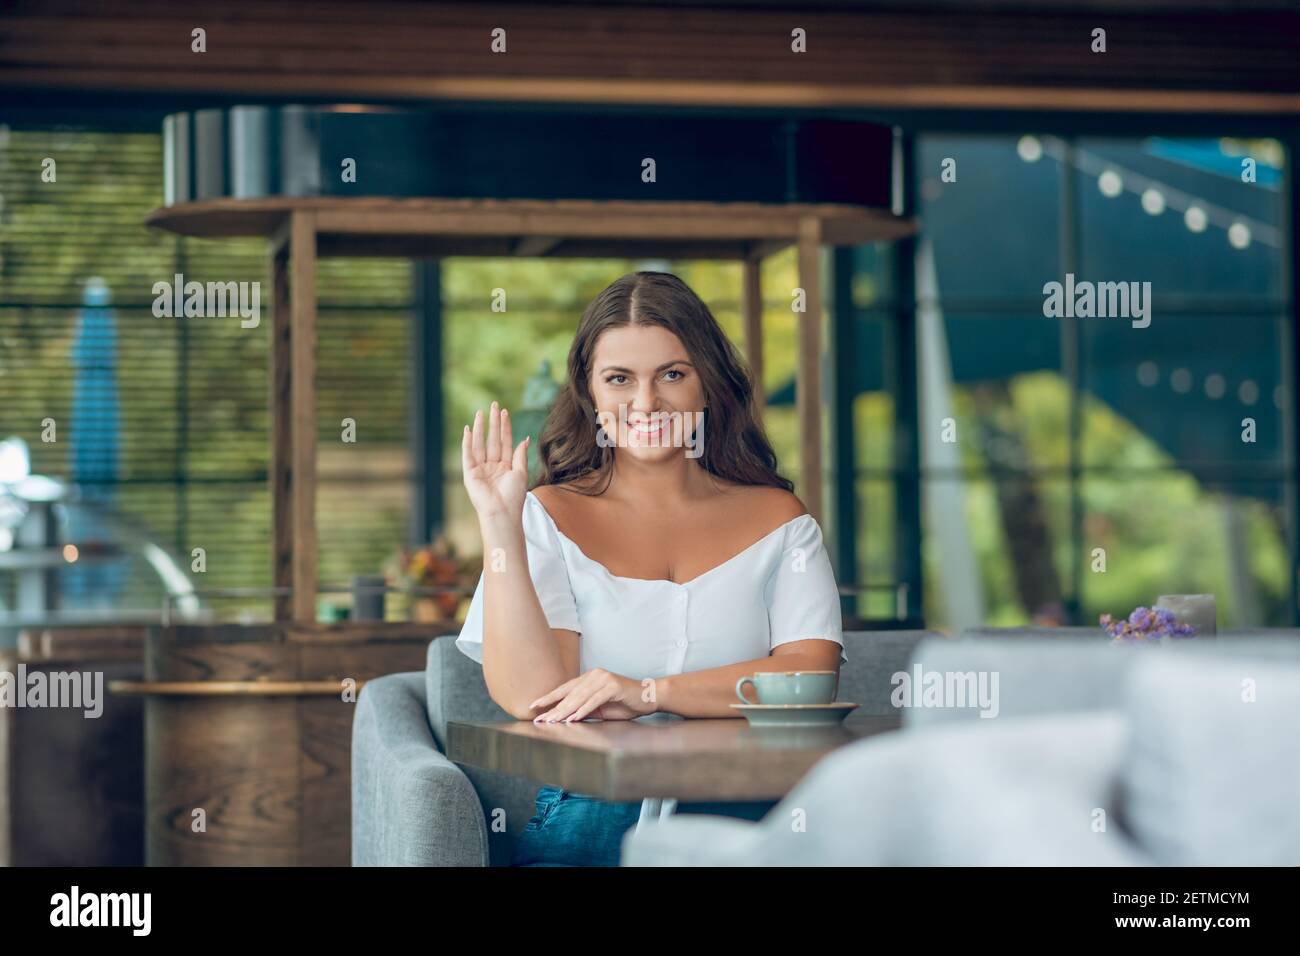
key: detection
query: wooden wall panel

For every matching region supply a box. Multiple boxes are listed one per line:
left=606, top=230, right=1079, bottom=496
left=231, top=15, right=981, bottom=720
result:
left=2, top=629, right=147, bottom=866
left=1, top=1, right=1298, bottom=112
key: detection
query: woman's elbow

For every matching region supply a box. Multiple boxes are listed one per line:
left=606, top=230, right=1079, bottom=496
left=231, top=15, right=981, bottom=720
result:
left=499, top=698, right=537, bottom=721
left=483, top=678, right=537, bottom=721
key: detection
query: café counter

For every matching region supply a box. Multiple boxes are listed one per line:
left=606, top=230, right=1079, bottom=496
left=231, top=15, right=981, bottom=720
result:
left=108, top=620, right=446, bottom=866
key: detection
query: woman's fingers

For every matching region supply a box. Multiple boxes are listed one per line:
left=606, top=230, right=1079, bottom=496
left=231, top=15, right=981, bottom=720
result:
left=464, top=401, right=526, bottom=499
left=529, top=677, right=579, bottom=710
left=534, top=688, right=581, bottom=723
left=470, top=408, right=485, bottom=464
left=564, top=688, right=615, bottom=724
left=513, top=433, right=530, bottom=475
left=535, top=678, right=598, bottom=723
left=500, top=407, right=513, bottom=463
left=486, top=401, right=501, bottom=462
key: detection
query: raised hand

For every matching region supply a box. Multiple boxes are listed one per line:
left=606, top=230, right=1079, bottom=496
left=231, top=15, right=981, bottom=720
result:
left=461, top=401, right=530, bottom=523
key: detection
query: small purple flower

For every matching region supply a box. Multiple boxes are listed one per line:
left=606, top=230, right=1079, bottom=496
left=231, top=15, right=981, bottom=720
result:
left=1101, top=606, right=1196, bottom=644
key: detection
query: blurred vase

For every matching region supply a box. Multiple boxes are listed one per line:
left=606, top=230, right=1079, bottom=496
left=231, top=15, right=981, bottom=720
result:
left=352, top=574, right=387, bottom=621
left=514, top=359, right=560, bottom=482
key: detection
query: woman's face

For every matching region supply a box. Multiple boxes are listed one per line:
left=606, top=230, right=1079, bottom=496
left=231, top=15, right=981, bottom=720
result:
left=588, top=323, right=706, bottom=462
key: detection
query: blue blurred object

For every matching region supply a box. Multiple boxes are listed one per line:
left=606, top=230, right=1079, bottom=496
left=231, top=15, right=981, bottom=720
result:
left=1146, top=138, right=1283, bottom=187
left=64, top=277, right=124, bottom=607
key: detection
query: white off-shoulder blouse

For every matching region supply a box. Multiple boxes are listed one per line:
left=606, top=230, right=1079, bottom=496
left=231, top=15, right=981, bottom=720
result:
left=454, top=489, right=847, bottom=825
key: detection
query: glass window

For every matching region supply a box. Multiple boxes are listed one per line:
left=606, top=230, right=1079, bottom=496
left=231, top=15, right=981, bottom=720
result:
left=910, top=132, right=1290, bottom=629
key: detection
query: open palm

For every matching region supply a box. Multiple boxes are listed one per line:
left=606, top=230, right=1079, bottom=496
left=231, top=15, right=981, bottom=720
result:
left=461, top=402, right=530, bottom=523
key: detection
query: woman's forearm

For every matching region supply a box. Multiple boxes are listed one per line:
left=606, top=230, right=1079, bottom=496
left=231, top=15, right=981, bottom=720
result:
left=653, top=648, right=841, bottom=718
left=478, top=513, right=572, bottom=717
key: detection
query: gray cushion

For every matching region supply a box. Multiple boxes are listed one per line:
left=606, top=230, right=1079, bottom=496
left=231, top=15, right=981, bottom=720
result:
left=836, top=630, right=936, bottom=715
left=963, top=626, right=1103, bottom=640
left=623, top=710, right=1141, bottom=866
left=351, top=672, right=489, bottom=866
left=424, top=635, right=541, bottom=865
left=904, top=633, right=1300, bottom=728
left=1117, top=652, right=1300, bottom=865
left=424, top=634, right=513, bottom=748
left=1219, top=628, right=1300, bottom=641
left=966, top=626, right=1300, bottom=642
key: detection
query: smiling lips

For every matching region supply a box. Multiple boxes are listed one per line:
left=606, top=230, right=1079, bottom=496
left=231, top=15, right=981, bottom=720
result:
left=629, top=414, right=683, bottom=445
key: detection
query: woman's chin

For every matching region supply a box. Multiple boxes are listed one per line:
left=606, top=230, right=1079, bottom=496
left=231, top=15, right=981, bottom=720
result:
left=617, top=442, right=686, bottom=463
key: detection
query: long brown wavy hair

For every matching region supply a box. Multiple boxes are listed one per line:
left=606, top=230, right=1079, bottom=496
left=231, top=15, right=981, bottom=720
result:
left=535, top=271, right=793, bottom=495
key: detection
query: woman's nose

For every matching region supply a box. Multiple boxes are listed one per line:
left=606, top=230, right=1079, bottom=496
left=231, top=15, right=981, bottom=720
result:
left=632, top=382, right=660, bottom=411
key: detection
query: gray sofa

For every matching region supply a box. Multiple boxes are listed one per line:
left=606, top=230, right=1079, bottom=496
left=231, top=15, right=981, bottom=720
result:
left=621, top=629, right=1300, bottom=866
left=351, top=629, right=938, bottom=866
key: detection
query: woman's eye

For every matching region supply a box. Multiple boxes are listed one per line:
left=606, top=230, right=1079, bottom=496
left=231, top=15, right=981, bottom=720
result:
left=606, top=375, right=628, bottom=386
left=663, top=369, right=684, bottom=382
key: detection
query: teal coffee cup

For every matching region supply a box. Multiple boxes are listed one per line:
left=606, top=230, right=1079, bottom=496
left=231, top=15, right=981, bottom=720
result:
left=735, top=671, right=838, bottom=706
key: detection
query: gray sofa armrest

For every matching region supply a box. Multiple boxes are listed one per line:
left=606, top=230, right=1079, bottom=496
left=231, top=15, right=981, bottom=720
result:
left=907, top=631, right=1300, bottom=729
left=352, top=671, right=489, bottom=866
left=624, top=709, right=1145, bottom=866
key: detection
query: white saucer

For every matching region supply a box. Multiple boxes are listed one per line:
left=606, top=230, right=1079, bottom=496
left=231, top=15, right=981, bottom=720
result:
left=730, top=701, right=859, bottom=727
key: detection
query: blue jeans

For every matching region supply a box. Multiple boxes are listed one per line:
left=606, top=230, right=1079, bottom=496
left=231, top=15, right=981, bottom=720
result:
left=511, top=784, right=778, bottom=867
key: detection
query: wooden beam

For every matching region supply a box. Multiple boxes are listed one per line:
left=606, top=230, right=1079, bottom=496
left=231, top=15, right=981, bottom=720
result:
left=512, top=235, right=562, bottom=257
left=311, top=201, right=822, bottom=242
left=314, top=234, right=764, bottom=260
left=12, top=69, right=1300, bottom=114
left=797, top=217, right=824, bottom=526
left=7, top=2, right=1300, bottom=114
left=289, top=212, right=318, bottom=624
left=270, top=213, right=318, bottom=624
left=741, top=257, right=765, bottom=418
left=146, top=197, right=914, bottom=248
left=269, top=245, right=292, bottom=623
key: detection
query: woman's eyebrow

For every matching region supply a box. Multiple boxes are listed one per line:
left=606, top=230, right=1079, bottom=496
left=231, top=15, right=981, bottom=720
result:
left=598, top=361, right=694, bottom=374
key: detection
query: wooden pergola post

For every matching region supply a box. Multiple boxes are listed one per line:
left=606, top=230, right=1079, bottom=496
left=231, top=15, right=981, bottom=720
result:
left=797, top=216, right=824, bottom=525
left=269, top=211, right=318, bottom=623
left=150, top=197, right=913, bottom=624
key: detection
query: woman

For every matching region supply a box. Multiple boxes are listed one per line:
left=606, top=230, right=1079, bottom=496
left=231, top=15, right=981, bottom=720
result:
left=455, top=271, right=845, bottom=866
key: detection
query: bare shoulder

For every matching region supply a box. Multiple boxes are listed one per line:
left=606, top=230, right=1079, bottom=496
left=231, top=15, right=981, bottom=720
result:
left=530, top=482, right=594, bottom=526
left=728, top=484, right=808, bottom=527
left=529, top=484, right=560, bottom=511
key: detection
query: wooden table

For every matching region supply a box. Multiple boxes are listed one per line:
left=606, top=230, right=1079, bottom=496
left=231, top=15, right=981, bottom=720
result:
left=447, top=714, right=902, bottom=802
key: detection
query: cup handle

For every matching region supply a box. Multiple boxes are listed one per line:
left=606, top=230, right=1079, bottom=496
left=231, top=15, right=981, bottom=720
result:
left=735, top=676, right=758, bottom=705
